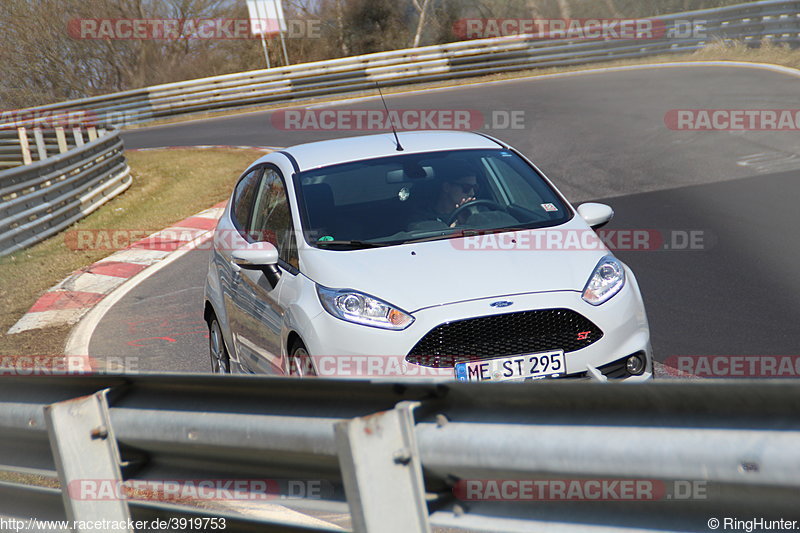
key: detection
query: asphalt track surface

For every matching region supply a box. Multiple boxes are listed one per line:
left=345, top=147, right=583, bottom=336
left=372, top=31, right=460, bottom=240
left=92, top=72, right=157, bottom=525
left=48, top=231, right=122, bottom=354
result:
left=91, top=64, right=800, bottom=373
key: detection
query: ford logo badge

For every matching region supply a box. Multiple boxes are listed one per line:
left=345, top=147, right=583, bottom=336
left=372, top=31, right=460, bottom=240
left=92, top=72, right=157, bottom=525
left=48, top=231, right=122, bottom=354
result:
left=490, top=301, right=513, bottom=308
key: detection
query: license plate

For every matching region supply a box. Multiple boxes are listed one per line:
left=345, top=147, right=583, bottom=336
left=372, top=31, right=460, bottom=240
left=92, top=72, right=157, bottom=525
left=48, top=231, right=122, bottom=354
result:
left=455, top=350, right=565, bottom=383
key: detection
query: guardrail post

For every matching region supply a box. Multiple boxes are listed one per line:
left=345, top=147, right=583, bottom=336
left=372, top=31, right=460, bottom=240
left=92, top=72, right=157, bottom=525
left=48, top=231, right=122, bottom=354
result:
left=44, top=390, right=132, bottom=531
left=32, top=129, right=47, bottom=161
left=17, top=127, right=32, bottom=165
left=73, top=128, right=84, bottom=147
left=55, top=127, right=68, bottom=153
left=335, top=401, right=430, bottom=533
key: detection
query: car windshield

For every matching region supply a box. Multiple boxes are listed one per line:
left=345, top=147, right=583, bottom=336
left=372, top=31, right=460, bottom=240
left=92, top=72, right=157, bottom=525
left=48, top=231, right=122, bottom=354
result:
left=297, top=149, right=571, bottom=249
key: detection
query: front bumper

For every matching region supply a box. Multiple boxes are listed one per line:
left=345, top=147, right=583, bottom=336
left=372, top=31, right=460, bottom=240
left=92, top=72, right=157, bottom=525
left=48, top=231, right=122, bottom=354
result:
left=302, top=271, right=651, bottom=382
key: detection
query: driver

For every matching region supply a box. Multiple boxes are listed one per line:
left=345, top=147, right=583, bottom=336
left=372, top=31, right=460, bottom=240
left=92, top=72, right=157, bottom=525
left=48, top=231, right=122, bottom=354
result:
left=408, top=161, right=480, bottom=230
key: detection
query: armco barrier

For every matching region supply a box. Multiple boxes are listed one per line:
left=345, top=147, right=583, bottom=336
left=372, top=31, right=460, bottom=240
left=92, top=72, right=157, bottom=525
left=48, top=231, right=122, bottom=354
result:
left=0, top=128, right=130, bottom=257
left=0, top=374, right=798, bottom=532
left=1, top=0, right=798, bottom=131
left=1, top=0, right=798, bottom=256
left=0, top=126, right=102, bottom=168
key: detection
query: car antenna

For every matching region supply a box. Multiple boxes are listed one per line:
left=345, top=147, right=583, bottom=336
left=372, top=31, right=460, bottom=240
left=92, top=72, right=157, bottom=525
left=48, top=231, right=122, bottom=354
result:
left=376, top=82, right=404, bottom=152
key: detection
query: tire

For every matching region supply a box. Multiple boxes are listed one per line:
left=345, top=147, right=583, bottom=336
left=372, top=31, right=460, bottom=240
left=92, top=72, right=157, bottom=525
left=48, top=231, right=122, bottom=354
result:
left=288, top=340, right=316, bottom=377
left=208, top=318, right=230, bottom=374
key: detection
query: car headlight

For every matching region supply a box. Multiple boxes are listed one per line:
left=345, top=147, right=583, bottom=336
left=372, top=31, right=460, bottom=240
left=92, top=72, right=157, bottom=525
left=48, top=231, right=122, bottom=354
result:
left=316, top=286, right=414, bottom=330
left=582, top=256, right=626, bottom=305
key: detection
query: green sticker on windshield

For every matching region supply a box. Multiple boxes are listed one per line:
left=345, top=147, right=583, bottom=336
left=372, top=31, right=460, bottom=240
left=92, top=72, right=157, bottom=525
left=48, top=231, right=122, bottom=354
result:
left=318, top=236, right=335, bottom=242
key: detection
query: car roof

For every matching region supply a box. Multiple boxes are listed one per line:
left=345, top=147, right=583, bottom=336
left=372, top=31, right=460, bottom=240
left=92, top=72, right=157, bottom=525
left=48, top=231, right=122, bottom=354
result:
left=271, top=131, right=505, bottom=172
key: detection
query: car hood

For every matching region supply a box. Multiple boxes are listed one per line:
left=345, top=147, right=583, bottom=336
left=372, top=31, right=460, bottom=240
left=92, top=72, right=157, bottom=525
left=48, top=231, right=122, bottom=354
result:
left=300, top=218, right=611, bottom=313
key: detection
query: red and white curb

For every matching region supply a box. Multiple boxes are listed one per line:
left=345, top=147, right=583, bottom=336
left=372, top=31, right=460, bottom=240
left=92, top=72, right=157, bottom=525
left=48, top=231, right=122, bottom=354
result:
left=7, top=202, right=226, bottom=335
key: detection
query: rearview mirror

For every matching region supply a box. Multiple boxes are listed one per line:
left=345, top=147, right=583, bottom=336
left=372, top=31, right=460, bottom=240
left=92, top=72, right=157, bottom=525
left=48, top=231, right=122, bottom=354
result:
left=577, top=203, right=614, bottom=229
left=232, top=243, right=281, bottom=287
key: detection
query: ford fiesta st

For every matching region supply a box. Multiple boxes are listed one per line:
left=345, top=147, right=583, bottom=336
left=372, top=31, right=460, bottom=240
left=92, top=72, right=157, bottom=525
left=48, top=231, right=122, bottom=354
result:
left=204, top=130, right=652, bottom=382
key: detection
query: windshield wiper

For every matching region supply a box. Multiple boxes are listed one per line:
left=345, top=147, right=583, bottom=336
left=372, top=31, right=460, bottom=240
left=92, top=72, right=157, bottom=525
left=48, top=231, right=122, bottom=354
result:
left=399, top=230, right=465, bottom=245
left=399, top=226, right=524, bottom=246
left=315, top=240, right=389, bottom=250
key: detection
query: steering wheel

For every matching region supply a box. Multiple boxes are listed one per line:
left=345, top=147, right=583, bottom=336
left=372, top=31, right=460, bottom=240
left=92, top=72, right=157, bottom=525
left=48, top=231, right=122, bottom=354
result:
left=446, top=199, right=505, bottom=226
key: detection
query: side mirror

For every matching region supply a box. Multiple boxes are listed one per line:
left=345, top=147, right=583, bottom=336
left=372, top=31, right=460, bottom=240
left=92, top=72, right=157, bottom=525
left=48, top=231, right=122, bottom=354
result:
left=577, top=203, right=614, bottom=230
left=232, top=243, right=281, bottom=287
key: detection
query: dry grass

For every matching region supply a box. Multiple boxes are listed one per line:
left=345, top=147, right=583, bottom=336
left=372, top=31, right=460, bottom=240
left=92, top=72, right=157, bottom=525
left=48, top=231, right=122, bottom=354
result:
left=0, top=148, right=260, bottom=357
left=690, top=39, right=800, bottom=69
left=0, top=470, right=59, bottom=489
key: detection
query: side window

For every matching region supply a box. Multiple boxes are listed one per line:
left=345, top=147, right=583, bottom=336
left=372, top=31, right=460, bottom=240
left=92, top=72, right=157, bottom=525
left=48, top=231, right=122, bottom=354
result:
left=232, top=169, right=262, bottom=229
left=486, top=157, right=544, bottom=207
left=248, top=167, right=299, bottom=270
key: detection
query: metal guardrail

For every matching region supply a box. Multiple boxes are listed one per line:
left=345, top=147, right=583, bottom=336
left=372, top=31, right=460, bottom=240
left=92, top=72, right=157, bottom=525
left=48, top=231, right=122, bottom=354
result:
left=0, top=128, right=131, bottom=257
left=0, top=126, right=104, bottom=168
left=0, top=375, right=799, bottom=532
left=1, top=0, right=799, bottom=131
left=0, top=0, right=797, bottom=255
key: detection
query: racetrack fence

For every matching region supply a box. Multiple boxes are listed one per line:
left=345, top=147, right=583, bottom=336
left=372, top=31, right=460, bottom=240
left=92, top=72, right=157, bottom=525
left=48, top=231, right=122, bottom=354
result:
left=0, top=0, right=798, bottom=256
left=0, top=374, right=799, bottom=532
left=0, top=127, right=130, bottom=257
left=1, top=0, right=799, bottom=132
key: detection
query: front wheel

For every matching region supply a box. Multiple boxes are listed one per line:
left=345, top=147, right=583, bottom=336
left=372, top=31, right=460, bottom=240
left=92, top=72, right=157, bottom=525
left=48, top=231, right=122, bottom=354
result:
left=289, top=340, right=316, bottom=377
left=208, top=318, right=230, bottom=374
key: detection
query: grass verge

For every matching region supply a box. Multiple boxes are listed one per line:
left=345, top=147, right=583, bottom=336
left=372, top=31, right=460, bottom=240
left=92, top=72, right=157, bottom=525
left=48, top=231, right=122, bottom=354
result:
left=0, top=148, right=260, bottom=358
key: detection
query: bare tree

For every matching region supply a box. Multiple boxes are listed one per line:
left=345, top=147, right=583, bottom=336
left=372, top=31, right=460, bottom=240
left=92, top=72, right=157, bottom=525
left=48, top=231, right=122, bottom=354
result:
left=339, top=0, right=409, bottom=55
left=335, top=0, right=350, bottom=56
left=0, top=0, right=763, bottom=109
left=411, top=0, right=431, bottom=47
left=556, top=0, right=571, bottom=18
left=603, top=0, right=623, bottom=18
left=0, top=0, right=253, bottom=107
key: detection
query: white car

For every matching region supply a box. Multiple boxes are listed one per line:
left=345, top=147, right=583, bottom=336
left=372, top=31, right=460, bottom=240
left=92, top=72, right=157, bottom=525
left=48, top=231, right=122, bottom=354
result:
left=204, top=131, right=652, bottom=382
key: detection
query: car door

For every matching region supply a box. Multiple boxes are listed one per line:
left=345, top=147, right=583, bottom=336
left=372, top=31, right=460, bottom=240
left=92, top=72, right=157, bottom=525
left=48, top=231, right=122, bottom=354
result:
left=216, top=167, right=261, bottom=372
left=228, top=165, right=299, bottom=374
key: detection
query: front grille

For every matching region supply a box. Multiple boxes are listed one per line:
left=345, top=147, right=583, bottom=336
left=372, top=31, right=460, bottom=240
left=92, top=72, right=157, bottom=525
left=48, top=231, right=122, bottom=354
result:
left=407, top=308, right=603, bottom=368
